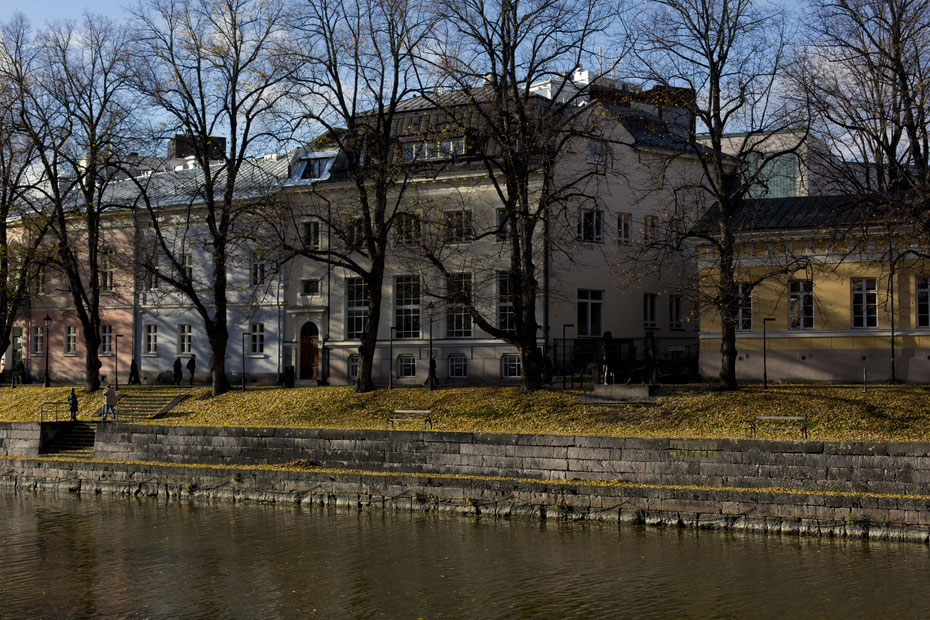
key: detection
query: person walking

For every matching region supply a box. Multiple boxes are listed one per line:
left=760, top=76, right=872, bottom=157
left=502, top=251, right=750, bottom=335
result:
left=186, top=355, right=196, bottom=385
left=173, top=357, right=182, bottom=385
left=67, top=388, right=78, bottom=421
left=102, top=385, right=117, bottom=421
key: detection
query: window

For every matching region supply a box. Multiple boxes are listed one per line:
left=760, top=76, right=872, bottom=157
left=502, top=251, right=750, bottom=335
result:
left=643, top=215, right=658, bottom=242
left=345, top=218, right=365, bottom=248
left=302, top=221, right=322, bottom=250
left=31, top=326, right=43, bottom=355
left=669, top=295, right=683, bottom=329
left=177, top=324, right=192, bottom=354
left=444, top=211, right=473, bottom=242
left=576, top=209, right=603, bottom=242
left=143, top=265, right=158, bottom=291
left=586, top=139, right=607, bottom=165
left=250, top=255, right=266, bottom=287
left=64, top=326, right=77, bottom=355
left=181, top=253, right=193, bottom=282
left=395, top=214, right=421, bottom=247
left=918, top=277, right=930, bottom=327
left=346, top=278, right=369, bottom=339
left=851, top=278, right=877, bottom=328
left=99, top=324, right=112, bottom=355
left=301, top=279, right=320, bottom=296
left=249, top=323, right=265, bottom=354
left=448, top=355, right=468, bottom=378
left=577, top=289, right=604, bottom=337
left=446, top=273, right=472, bottom=338
left=789, top=279, right=814, bottom=329
left=397, top=354, right=416, bottom=378
left=496, top=209, right=510, bottom=241
left=497, top=272, right=516, bottom=332
left=501, top=354, right=522, bottom=378
left=617, top=213, right=632, bottom=244
left=301, top=157, right=334, bottom=180
left=737, top=283, right=752, bottom=330
left=348, top=354, right=359, bottom=379
left=145, top=324, right=157, bottom=355
left=403, top=137, right=465, bottom=160
left=100, top=247, right=114, bottom=291
left=643, top=294, right=657, bottom=329
left=394, top=275, right=421, bottom=339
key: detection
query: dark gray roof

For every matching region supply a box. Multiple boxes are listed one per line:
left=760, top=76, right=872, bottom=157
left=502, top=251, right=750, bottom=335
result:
left=699, top=194, right=878, bottom=234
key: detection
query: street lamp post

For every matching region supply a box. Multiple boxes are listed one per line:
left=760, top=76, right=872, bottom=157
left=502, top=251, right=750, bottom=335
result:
left=561, top=323, right=574, bottom=389
left=114, top=334, right=123, bottom=389
left=241, top=331, right=249, bottom=392
left=389, top=326, right=396, bottom=388
left=43, top=315, right=51, bottom=388
left=762, top=317, right=775, bottom=389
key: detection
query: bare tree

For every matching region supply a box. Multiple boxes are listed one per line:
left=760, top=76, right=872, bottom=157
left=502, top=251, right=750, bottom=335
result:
left=127, top=0, right=299, bottom=396
left=0, top=14, right=135, bottom=392
left=413, top=0, right=619, bottom=391
left=272, top=0, right=434, bottom=392
left=627, top=0, right=808, bottom=389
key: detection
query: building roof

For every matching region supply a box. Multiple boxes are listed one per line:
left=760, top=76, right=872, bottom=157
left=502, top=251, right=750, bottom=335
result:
left=699, top=194, right=880, bottom=235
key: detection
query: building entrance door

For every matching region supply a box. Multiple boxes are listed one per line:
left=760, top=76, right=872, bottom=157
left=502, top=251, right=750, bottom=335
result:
left=299, top=322, right=319, bottom=380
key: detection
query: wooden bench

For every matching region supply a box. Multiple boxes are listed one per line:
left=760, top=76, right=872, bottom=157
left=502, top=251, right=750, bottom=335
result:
left=750, top=415, right=807, bottom=439
left=386, top=409, right=432, bottom=430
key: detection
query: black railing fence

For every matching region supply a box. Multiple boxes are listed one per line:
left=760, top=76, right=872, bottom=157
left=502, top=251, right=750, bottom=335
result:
left=550, top=335, right=700, bottom=384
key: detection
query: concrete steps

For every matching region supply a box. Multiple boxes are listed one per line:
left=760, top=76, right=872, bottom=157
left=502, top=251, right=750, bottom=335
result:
left=115, top=389, right=190, bottom=420
left=40, top=422, right=96, bottom=458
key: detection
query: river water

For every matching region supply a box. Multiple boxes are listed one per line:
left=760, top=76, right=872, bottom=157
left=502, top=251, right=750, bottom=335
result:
left=1, top=491, right=929, bottom=618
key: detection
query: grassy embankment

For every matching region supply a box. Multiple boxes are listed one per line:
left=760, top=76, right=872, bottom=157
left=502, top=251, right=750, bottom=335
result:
left=2, top=383, right=930, bottom=441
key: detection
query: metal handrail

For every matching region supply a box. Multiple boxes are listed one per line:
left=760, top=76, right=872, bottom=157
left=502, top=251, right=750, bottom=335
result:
left=39, top=401, right=67, bottom=423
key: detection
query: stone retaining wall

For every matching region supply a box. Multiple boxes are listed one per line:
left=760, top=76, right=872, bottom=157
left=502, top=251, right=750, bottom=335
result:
left=2, top=457, right=929, bottom=543
left=94, top=425, right=930, bottom=497
left=0, top=423, right=40, bottom=457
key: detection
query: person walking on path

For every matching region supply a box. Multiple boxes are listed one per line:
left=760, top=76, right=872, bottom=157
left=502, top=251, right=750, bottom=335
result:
left=186, top=355, right=196, bottom=385
left=173, top=358, right=182, bottom=385
left=68, top=388, right=78, bottom=421
left=102, top=385, right=117, bottom=421
left=128, top=359, right=141, bottom=385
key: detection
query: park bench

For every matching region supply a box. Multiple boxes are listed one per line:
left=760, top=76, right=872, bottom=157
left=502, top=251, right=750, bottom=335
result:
left=386, top=409, right=433, bottom=430
left=750, top=415, right=808, bottom=439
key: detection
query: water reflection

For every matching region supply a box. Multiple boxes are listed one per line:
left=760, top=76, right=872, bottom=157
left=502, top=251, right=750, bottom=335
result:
left=1, top=491, right=928, bottom=618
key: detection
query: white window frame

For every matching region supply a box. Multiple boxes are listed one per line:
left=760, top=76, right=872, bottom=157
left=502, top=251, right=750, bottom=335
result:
left=576, top=208, right=604, bottom=242
left=346, top=277, right=369, bottom=339
left=394, top=275, right=421, bottom=339
left=444, top=211, right=473, bottom=243
left=250, top=254, right=266, bottom=287
left=577, top=289, right=604, bottom=337
left=394, top=214, right=421, bottom=247
left=100, top=248, right=114, bottom=291
left=448, top=355, right=468, bottom=379
left=64, top=326, right=77, bottom=355
left=36, top=266, right=46, bottom=295
left=181, top=253, right=193, bottom=282
left=300, top=279, right=320, bottom=296
left=31, top=326, right=44, bottom=355
left=617, top=213, right=631, bottom=244
left=446, top=273, right=473, bottom=338
left=501, top=354, right=522, bottom=378
left=643, top=293, right=657, bottom=329
left=496, top=209, right=510, bottom=241
left=397, top=354, right=416, bottom=378
left=737, top=283, right=752, bottom=331
left=669, top=295, right=683, bottom=330
left=918, top=276, right=930, bottom=328
left=145, top=324, right=158, bottom=355
left=851, top=278, right=877, bottom=328
left=302, top=220, right=322, bottom=250
left=99, top=324, right=112, bottom=355
left=249, top=323, right=265, bottom=354
left=497, top=272, right=515, bottom=332
left=643, top=215, right=657, bottom=242
left=348, top=354, right=359, bottom=379
left=177, top=324, right=192, bottom=354
left=789, top=279, right=814, bottom=330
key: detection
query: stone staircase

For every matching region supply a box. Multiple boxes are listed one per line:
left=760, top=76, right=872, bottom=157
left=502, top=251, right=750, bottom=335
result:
left=40, top=422, right=96, bottom=458
left=115, top=389, right=190, bottom=420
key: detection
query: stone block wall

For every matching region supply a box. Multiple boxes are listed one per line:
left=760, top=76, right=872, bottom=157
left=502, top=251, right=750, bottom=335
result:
left=92, top=425, right=930, bottom=497
left=0, top=422, right=41, bottom=457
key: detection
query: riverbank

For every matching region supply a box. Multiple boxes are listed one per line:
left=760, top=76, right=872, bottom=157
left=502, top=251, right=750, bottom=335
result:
left=5, top=383, right=930, bottom=441
left=3, top=421, right=930, bottom=542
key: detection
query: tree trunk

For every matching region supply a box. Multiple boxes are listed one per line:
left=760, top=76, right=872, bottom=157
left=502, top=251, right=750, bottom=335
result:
left=519, top=339, right=544, bottom=391
left=83, top=332, right=102, bottom=393
left=209, top=325, right=231, bottom=396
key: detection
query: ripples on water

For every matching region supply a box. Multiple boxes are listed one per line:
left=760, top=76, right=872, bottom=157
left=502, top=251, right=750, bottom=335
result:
left=1, top=491, right=929, bottom=618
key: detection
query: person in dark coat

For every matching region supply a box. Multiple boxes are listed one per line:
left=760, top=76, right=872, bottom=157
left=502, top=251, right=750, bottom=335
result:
left=186, top=355, right=196, bottom=385
left=128, top=359, right=141, bottom=385
left=67, top=388, right=78, bottom=421
left=173, top=357, right=183, bottom=385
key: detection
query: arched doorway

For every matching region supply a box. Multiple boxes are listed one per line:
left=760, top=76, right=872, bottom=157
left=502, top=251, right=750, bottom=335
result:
left=299, top=322, right=319, bottom=380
